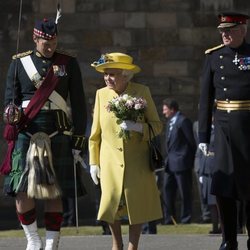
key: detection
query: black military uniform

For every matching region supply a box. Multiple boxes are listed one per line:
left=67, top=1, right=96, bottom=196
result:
left=199, top=13, right=250, bottom=250
left=1, top=15, right=88, bottom=250
left=3, top=22, right=87, bottom=198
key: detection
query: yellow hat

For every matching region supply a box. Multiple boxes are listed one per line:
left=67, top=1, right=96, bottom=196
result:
left=91, top=52, right=141, bottom=73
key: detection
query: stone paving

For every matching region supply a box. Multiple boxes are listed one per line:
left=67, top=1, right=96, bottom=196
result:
left=0, top=234, right=248, bottom=250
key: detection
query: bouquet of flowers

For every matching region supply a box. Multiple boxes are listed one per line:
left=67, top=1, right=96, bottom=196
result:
left=106, top=94, right=147, bottom=140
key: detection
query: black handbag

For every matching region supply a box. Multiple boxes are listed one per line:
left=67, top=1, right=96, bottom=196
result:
left=148, top=124, right=164, bottom=172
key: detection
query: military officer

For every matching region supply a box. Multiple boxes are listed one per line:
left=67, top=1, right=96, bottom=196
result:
left=198, top=12, right=250, bottom=250
left=2, top=16, right=87, bottom=250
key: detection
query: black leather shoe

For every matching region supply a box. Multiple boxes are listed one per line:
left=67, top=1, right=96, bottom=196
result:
left=209, top=228, right=222, bottom=234
left=219, top=241, right=238, bottom=250
left=163, top=220, right=174, bottom=225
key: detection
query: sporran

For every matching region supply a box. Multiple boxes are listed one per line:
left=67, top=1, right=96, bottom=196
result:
left=18, top=132, right=61, bottom=199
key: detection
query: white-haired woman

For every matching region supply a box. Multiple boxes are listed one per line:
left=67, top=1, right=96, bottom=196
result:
left=89, top=52, right=163, bottom=250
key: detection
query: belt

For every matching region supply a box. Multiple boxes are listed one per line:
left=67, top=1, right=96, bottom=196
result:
left=22, top=100, right=60, bottom=110
left=216, top=100, right=250, bottom=112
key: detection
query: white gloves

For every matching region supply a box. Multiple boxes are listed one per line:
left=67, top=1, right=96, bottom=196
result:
left=199, top=143, right=209, bottom=156
left=199, top=176, right=203, bottom=184
left=120, top=120, right=143, bottom=133
left=90, top=165, right=100, bottom=185
left=72, top=149, right=86, bottom=168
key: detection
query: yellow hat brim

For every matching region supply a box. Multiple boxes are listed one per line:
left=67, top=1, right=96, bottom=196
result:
left=91, top=62, right=141, bottom=74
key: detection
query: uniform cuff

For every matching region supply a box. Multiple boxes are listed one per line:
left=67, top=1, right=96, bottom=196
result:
left=198, top=132, right=210, bottom=144
left=72, top=135, right=88, bottom=151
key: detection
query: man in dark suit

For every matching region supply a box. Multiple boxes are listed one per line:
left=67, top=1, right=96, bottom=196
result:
left=193, top=120, right=212, bottom=224
left=198, top=117, right=221, bottom=234
left=162, top=99, right=196, bottom=224
left=198, top=12, right=250, bottom=250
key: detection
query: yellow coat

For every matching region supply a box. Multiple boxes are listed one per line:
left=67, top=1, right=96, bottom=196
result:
left=89, top=82, right=163, bottom=224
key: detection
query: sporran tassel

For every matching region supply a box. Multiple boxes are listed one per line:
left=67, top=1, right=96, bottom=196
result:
left=43, top=149, right=55, bottom=185
left=27, top=143, right=37, bottom=198
left=33, top=154, right=43, bottom=185
left=26, top=132, right=61, bottom=199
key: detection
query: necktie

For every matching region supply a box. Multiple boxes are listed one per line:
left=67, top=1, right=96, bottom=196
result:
left=168, top=119, right=174, bottom=138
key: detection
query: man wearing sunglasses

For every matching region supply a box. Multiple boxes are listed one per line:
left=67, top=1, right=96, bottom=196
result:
left=198, top=12, right=250, bottom=250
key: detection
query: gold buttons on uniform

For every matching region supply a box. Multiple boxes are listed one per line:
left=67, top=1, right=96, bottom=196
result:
left=223, top=88, right=227, bottom=91
left=221, top=76, right=225, bottom=80
left=42, top=68, right=46, bottom=72
left=42, top=60, right=47, bottom=63
left=220, top=55, right=223, bottom=59
left=220, top=65, right=224, bottom=69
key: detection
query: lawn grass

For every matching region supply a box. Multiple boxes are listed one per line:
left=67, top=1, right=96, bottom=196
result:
left=0, top=224, right=212, bottom=238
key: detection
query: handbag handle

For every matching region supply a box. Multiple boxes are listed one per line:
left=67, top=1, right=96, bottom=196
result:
left=148, top=123, right=156, bottom=140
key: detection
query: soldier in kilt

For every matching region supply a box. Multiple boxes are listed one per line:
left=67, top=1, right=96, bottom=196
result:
left=2, top=15, right=87, bottom=250
left=199, top=12, right=250, bottom=250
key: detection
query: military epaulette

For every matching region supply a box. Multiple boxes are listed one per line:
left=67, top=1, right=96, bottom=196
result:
left=205, top=44, right=225, bottom=54
left=56, top=49, right=76, bottom=57
left=12, top=50, right=33, bottom=59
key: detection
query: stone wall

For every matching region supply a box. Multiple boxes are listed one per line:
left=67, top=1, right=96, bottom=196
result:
left=1, top=0, right=249, bottom=116
left=0, top=0, right=250, bottom=227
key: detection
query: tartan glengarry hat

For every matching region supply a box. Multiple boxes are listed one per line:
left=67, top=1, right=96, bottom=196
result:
left=33, top=18, right=57, bottom=40
left=91, top=52, right=141, bottom=73
left=217, top=12, right=250, bottom=28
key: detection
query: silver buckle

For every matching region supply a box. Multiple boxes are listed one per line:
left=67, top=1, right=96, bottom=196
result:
left=31, top=72, right=42, bottom=88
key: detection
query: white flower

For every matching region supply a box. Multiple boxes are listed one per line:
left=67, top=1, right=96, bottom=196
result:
left=115, top=100, right=120, bottom=107
left=134, top=103, right=142, bottom=110
left=126, top=100, right=134, bottom=107
left=122, top=94, right=129, bottom=100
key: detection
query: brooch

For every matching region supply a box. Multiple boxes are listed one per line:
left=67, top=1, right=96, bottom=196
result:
left=53, top=65, right=67, bottom=76
left=91, top=54, right=114, bottom=66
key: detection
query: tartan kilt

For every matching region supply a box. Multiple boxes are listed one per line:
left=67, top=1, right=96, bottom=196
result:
left=3, top=111, right=86, bottom=198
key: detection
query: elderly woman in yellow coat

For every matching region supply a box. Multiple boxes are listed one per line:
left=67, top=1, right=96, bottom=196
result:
left=89, top=52, right=163, bottom=250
